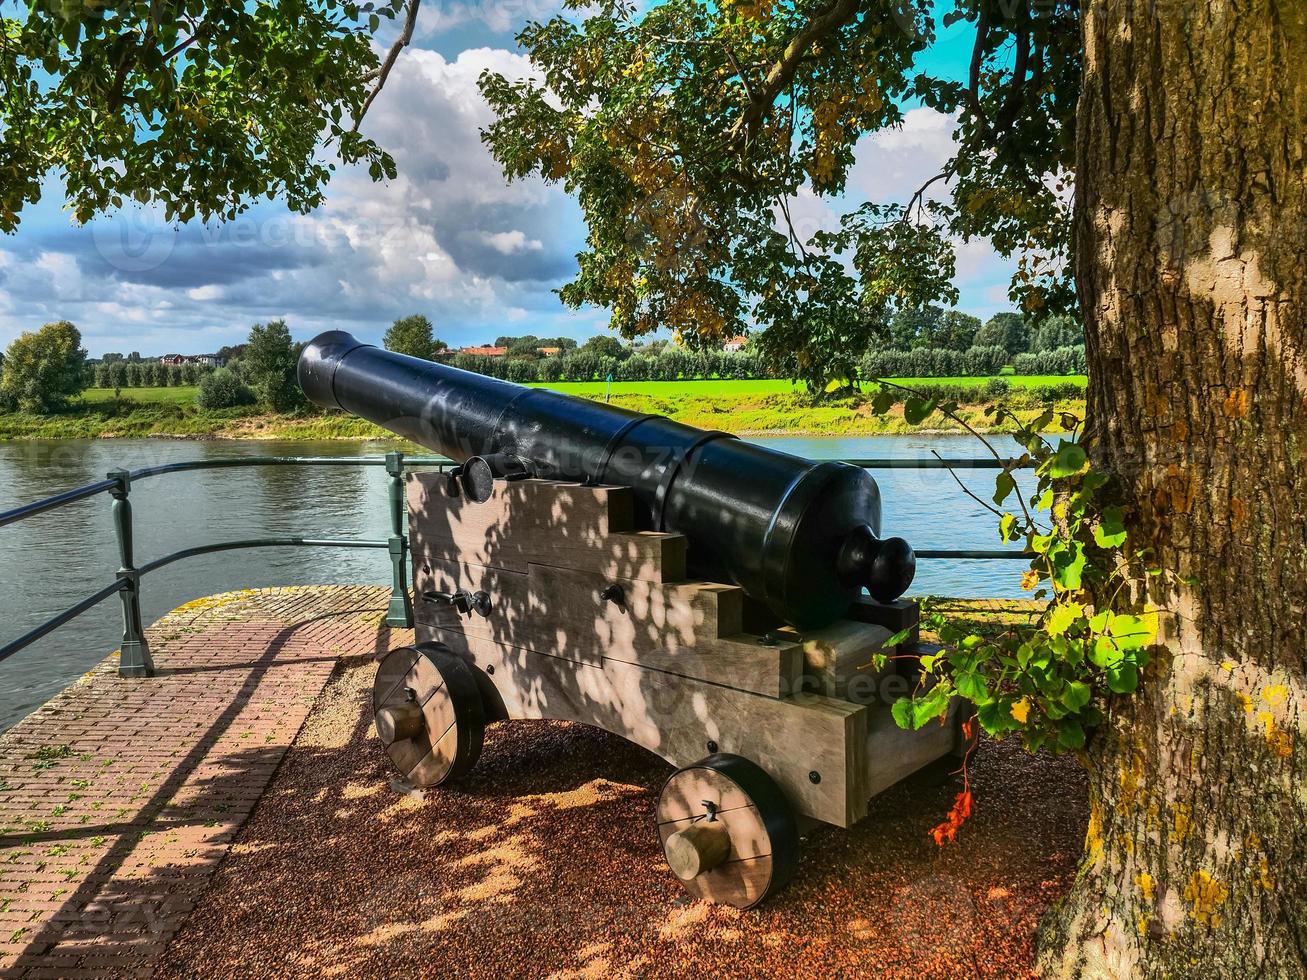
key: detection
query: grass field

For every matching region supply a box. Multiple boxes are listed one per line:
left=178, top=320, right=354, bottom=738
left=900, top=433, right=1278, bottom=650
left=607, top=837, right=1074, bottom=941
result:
left=81, top=386, right=200, bottom=404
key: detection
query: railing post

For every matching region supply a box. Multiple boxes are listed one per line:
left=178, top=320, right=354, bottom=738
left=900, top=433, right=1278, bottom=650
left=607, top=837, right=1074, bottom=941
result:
left=384, top=452, right=414, bottom=628
left=107, top=469, right=154, bottom=678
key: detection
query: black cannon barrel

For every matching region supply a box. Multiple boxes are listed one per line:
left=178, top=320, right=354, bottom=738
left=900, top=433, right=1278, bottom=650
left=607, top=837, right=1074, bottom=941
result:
left=298, top=331, right=915, bottom=629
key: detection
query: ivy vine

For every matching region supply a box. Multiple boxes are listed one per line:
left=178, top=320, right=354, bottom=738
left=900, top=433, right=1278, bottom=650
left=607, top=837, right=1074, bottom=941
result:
left=867, top=386, right=1162, bottom=838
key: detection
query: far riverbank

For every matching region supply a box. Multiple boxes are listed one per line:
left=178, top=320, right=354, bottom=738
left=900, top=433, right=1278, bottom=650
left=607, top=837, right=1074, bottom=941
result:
left=0, top=377, right=1086, bottom=441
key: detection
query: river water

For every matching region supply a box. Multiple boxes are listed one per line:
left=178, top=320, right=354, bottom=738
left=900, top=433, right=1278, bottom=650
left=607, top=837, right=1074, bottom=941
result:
left=0, top=434, right=1033, bottom=729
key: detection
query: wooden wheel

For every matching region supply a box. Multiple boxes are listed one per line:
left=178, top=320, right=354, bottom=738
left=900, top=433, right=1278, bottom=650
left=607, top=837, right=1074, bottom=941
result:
left=371, top=642, right=484, bottom=788
left=656, top=753, right=799, bottom=909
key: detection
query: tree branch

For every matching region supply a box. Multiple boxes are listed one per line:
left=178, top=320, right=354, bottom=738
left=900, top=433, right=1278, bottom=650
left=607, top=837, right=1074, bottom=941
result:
left=354, top=0, right=422, bottom=132
left=728, top=0, right=863, bottom=142
left=994, top=20, right=1030, bottom=132
left=903, top=171, right=949, bottom=223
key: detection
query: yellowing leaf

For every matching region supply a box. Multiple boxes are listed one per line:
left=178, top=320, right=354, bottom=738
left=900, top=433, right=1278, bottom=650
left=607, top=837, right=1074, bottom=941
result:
left=1011, top=698, right=1031, bottom=723
left=1046, top=601, right=1083, bottom=636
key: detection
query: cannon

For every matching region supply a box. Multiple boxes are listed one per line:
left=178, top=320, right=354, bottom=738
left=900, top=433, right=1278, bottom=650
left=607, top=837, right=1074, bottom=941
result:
left=298, top=331, right=915, bottom=629
left=299, top=332, right=967, bottom=908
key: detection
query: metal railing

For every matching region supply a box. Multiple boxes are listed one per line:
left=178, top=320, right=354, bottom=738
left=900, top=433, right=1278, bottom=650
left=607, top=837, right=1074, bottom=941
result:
left=0, top=454, right=1032, bottom=676
left=0, top=453, right=453, bottom=674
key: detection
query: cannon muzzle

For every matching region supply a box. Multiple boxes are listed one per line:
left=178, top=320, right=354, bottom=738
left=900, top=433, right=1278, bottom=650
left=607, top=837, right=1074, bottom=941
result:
left=299, top=331, right=914, bottom=629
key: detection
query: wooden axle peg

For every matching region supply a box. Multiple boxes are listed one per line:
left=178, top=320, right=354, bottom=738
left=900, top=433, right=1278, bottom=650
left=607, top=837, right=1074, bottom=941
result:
left=664, top=821, right=731, bottom=880
left=375, top=702, right=424, bottom=744
left=657, top=754, right=799, bottom=908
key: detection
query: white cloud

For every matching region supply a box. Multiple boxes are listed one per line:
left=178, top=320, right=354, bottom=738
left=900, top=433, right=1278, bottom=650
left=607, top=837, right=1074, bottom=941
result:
left=849, top=107, right=958, bottom=205
left=0, top=46, right=590, bottom=354
left=845, top=108, right=1019, bottom=317
left=481, top=230, right=543, bottom=254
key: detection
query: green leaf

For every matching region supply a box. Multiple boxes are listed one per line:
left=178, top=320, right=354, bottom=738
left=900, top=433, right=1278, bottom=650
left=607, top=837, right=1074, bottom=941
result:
left=871, top=389, right=895, bottom=415
left=955, top=671, right=989, bottom=702
left=904, top=396, right=937, bottom=425
left=976, top=699, right=1013, bottom=734
left=884, top=627, right=914, bottom=647
left=1048, top=441, right=1087, bottom=478
left=1107, top=663, right=1139, bottom=694
left=824, top=376, right=852, bottom=393
left=1016, top=642, right=1034, bottom=668
left=1062, top=680, right=1092, bottom=711
left=1090, top=637, right=1121, bottom=668
left=1057, top=720, right=1086, bottom=749
left=1052, top=543, right=1087, bottom=590
left=999, top=512, right=1017, bottom=542
left=1094, top=506, right=1128, bottom=548
left=891, top=697, right=914, bottom=730
left=1045, top=601, right=1083, bottom=636
left=910, top=686, right=951, bottom=729
left=1108, top=613, right=1157, bottom=650
left=993, top=472, right=1016, bottom=505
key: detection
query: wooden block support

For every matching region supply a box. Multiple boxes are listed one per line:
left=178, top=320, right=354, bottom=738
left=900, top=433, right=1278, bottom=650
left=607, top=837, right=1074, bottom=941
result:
left=849, top=596, right=921, bottom=645
left=419, top=624, right=869, bottom=826
left=413, top=555, right=804, bottom=699
left=407, top=476, right=959, bottom=830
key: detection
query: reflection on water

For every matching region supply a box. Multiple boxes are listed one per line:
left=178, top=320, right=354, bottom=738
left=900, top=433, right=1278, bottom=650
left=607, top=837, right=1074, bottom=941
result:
left=0, top=433, right=1034, bottom=729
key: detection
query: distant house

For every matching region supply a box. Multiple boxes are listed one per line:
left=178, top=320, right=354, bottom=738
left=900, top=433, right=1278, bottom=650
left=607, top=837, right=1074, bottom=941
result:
left=537, top=347, right=562, bottom=357
left=159, top=353, right=225, bottom=367
left=722, top=335, right=748, bottom=353
left=459, top=346, right=508, bottom=357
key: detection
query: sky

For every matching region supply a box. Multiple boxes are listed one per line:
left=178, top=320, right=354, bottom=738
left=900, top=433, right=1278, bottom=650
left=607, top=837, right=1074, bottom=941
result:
left=0, top=2, right=1017, bottom=358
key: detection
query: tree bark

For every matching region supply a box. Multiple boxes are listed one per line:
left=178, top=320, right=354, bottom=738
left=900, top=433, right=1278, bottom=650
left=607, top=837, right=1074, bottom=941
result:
left=1038, top=1, right=1306, bottom=976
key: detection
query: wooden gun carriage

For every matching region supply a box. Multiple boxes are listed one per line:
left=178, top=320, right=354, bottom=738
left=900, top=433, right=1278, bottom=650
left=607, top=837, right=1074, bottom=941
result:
left=299, top=332, right=969, bottom=907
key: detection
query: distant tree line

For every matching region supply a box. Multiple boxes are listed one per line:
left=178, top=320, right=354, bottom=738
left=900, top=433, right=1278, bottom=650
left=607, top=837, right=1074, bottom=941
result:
left=422, top=308, right=1086, bottom=385
left=93, top=360, right=213, bottom=388
left=860, top=346, right=1010, bottom=379
left=447, top=346, right=768, bottom=384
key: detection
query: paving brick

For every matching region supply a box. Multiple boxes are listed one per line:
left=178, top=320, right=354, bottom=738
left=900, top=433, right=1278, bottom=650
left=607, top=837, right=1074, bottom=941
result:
left=0, top=586, right=412, bottom=978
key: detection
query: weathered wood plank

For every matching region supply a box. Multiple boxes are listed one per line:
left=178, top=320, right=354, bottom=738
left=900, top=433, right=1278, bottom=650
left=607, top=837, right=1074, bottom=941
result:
left=779, top=619, right=895, bottom=701
left=862, top=695, right=965, bottom=800
left=408, top=473, right=687, bottom=582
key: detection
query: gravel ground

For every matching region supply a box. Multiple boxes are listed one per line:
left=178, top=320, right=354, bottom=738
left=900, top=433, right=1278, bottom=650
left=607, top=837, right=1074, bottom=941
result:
left=159, top=654, right=1088, bottom=979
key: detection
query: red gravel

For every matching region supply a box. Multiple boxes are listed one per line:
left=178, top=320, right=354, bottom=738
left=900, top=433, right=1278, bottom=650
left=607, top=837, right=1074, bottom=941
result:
left=159, top=655, right=1088, bottom=979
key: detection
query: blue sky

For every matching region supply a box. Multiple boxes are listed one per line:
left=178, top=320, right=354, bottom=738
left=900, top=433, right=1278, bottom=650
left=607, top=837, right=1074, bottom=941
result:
left=0, top=2, right=1015, bottom=357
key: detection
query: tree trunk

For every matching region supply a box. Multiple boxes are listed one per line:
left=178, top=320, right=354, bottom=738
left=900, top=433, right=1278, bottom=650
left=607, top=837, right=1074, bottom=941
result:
left=1038, top=1, right=1307, bottom=976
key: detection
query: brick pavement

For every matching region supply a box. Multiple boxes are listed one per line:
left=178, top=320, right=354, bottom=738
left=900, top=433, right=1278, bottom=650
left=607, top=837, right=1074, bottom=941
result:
left=0, top=586, right=412, bottom=978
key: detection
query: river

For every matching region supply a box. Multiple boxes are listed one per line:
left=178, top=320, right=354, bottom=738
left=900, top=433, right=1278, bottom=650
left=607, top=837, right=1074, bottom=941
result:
left=0, top=434, right=1034, bottom=730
